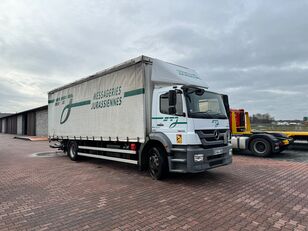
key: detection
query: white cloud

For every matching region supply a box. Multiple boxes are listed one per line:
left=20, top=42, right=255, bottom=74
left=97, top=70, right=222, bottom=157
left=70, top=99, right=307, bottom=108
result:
left=0, top=0, right=307, bottom=119
left=256, top=89, right=300, bottom=96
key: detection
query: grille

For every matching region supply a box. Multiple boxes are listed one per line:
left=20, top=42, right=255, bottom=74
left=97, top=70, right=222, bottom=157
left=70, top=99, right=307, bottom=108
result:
left=196, top=129, right=228, bottom=148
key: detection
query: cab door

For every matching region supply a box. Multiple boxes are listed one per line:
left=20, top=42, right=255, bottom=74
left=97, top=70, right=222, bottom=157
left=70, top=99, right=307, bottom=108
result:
left=152, top=89, right=187, bottom=145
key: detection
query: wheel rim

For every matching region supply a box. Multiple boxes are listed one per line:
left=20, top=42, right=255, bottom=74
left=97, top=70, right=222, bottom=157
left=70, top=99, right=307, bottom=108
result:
left=149, top=149, right=160, bottom=178
left=254, top=141, right=266, bottom=154
left=69, top=143, right=77, bottom=158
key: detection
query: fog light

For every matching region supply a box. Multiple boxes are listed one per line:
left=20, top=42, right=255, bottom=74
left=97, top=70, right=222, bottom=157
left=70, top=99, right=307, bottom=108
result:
left=194, top=154, right=204, bottom=162
left=229, top=149, right=233, bottom=155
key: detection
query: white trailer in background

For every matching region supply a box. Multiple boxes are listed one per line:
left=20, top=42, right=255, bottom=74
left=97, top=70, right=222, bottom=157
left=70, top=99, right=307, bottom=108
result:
left=48, top=56, right=232, bottom=179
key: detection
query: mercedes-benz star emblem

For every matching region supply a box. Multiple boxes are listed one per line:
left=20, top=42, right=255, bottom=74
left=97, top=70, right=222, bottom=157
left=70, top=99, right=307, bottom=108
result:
left=213, top=130, right=220, bottom=140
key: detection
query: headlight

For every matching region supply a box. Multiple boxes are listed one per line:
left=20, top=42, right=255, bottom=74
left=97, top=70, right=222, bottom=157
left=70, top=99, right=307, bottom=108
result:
left=194, top=154, right=204, bottom=162
left=229, top=149, right=233, bottom=155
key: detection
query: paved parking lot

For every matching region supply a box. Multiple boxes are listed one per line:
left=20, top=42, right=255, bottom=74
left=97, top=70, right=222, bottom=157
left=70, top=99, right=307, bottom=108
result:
left=0, top=134, right=308, bottom=231
left=237, top=144, right=308, bottom=163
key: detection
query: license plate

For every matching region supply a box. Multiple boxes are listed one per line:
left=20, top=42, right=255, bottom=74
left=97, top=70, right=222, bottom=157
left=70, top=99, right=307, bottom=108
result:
left=214, top=148, right=223, bottom=155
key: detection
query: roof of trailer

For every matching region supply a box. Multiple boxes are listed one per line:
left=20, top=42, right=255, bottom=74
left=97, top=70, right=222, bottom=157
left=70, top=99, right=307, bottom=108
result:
left=48, top=55, right=150, bottom=94
left=48, top=55, right=208, bottom=94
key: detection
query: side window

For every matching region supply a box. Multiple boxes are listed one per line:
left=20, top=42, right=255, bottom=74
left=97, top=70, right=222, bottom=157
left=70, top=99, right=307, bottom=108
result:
left=160, top=93, right=169, bottom=114
left=160, top=92, right=183, bottom=115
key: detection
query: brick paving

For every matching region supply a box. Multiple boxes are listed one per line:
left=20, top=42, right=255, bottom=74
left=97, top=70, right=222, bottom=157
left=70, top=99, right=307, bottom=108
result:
left=0, top=134, right=308, bottom=231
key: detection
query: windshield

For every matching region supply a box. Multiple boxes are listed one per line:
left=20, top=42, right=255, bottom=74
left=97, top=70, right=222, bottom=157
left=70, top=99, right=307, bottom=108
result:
left=184, top=88, right=227, bottom=119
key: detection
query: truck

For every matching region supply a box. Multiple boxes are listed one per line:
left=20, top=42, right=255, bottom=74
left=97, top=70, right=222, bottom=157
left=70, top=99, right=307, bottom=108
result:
left=230, top=109, right=293, bottom=157
left=48, top=56, right=232, bottom=179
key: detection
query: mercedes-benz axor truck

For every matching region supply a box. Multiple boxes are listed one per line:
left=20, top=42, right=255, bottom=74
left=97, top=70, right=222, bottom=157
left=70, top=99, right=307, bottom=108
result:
left=48, top=56, right=232, bottom=179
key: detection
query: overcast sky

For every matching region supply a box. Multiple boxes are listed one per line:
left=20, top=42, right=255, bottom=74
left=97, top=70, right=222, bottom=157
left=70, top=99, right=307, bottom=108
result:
left=0, top=0, right=307, bottom=119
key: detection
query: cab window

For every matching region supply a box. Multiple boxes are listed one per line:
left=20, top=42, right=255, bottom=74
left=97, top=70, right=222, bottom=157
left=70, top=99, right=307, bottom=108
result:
left=160, top=92, right=183, bottom=115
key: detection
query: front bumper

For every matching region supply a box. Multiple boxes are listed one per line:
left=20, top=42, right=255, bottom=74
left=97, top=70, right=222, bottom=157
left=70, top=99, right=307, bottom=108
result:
left=274, top=137, right=294, bottom=152
left=169, top=144, right=232, bottom=173
left=282, top=137, right=294, bottom=145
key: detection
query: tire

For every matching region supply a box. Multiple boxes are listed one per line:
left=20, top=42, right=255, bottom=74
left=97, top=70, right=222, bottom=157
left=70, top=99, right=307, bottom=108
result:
left=68, top=141, right=79, bottom=161
left=148, top=146, right=168, bottom=180
left=249, top=138, right=271, bottom=157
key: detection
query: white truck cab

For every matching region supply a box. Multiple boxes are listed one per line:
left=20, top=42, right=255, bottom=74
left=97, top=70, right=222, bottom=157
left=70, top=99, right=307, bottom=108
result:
left=150, top=84, right=232, bottom=174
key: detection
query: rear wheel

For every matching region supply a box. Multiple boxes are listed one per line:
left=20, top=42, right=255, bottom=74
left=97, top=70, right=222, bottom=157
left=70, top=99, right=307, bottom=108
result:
left=249, top=138, right=271, bottom=157
left=148, top=146, right=168, bottom=180
left=68, top=141, right=79, bottom=161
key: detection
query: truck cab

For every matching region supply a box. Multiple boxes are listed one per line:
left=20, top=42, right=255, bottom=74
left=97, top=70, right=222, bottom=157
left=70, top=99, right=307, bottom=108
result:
left=230, top=109, right=293, bottom=157
left=149, top=85, right=232, bottom=178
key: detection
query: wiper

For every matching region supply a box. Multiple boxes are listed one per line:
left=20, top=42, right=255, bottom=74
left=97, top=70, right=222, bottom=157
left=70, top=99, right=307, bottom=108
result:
left=214, top=114, right=228, bottom=119
left=190, top=112, right=214, bottom=118
left=190, top=111, right=227, bottom=119
left=208, top=112, right=227, bottom=119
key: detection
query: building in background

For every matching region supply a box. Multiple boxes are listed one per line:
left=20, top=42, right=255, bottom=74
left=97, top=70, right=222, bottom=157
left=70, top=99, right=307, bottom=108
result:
left=250, top=113, right=275, bottom=124
left=0, top=113, right=12, bottom=118
left=0, top=113, right=12, bottom=133
left=0, top=105, right=48, bottom=136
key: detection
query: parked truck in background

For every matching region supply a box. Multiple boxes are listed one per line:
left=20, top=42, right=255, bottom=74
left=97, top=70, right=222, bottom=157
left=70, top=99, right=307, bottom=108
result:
left=230, top=109, right=293, bottom=157
left=48, top=56, right=232, bottom=179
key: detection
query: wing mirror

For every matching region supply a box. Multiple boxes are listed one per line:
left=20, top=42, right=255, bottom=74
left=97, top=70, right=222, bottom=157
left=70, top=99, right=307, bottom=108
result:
left=222, top=94, right=230, bottom=118
left=168, top=90, right=177, bottom=106
left=168, top=90, right=177, bottom=115
left=168, top=106, right=176, bottom=114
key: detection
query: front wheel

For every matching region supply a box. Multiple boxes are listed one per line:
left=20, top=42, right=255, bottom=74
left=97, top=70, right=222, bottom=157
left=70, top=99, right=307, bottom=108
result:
left=249, top=138, right=271, bottom=157
left=148, top=146, right=168, bottom=180
left=68, top=141, right=79, bottom=161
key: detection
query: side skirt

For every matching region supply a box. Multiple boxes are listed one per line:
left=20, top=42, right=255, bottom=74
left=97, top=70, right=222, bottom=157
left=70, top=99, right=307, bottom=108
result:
left=78, top=152, right=138, bottom=165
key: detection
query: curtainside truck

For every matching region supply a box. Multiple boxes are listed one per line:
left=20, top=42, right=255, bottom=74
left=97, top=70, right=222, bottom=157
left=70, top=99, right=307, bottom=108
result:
left=48, top=56, right=232, bottom=179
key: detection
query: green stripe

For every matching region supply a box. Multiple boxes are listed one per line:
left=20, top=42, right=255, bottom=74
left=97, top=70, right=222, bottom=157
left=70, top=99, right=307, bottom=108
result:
left=124, top=88, right=145, bottom=97
left=48, top=99, right=55, bottom=104
left=174, top=122, right=187, bottom=124
left=71, top=100, right=91, bottom=108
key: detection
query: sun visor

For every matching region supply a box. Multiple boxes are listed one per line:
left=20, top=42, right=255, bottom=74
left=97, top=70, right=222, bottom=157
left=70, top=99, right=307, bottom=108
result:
left=151, top=58, right=208, bottom=88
